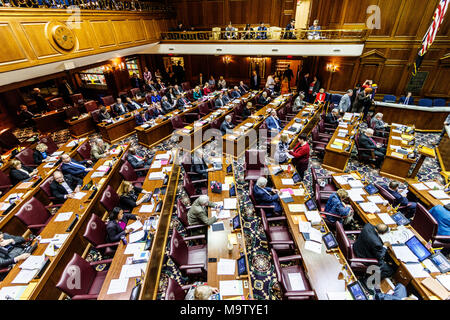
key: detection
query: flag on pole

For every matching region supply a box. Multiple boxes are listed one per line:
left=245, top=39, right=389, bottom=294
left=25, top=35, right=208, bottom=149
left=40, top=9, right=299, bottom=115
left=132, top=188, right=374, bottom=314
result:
left=412, top=0, right=449, bottom=77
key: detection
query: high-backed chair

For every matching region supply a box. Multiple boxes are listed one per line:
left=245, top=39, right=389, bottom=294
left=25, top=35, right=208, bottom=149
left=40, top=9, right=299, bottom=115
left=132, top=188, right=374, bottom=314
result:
left=83, top=214, right=119, bottom=256
left=181, top=152, right=202, bottom=181
left=177, top=198, right=207, bottom=234
left=100, top=185, right=122, bottom=212
left=77, top=140, right=92, bottom=161
left=65, top=106, right=80, bottom=119
left=382, top=95, right=396, bottom=103
left=130, top=88, right=140, bottom=98
left=119, top=161, right=146, bottom=187
left=248, top=179, right=275, bottom=213
left=56, top=253, right=112, bottom=300
left=411, top=203, right=450, bottom=249
left=314, top=184, right=332, bottom=212
left=181, top=82, right=191, bottom=91
left=261, top=209, right=295, bottom=255
left=0, top=170, right=12, bottom=194
left=311, top=167, right=336, bottom=193
left=311, top=127, right=328, bottom=158
left=171, top=115, right=189, bottom=130
left=91, top=109, right=101, bottom=123
left=183, top=173, right=208, bottom=203
left=164, top=278, right=193, bottom=300
left=84, top=100, right=99, bottom=113
left=101, top=95, right=115, bottom=107
left=198, top=102, right=210, bottom=117
left=39, top=176, right=63, bottom=206
left=210, top=118, right=221, bottom=130
left=418, top=98, right=432, bottom=107
left=0, top=129, right=20, bottom=150
left=433, top=98, right=446, bottom=106
left=15, top=148, right=37, bottom=168
left=335, top=222, right=378, bottom=275
left=271, top=249, right=316, bottom=300
left=49, top=97, right=65, bottom=110
left=39, top=136, right=59, bottom=155
left=15, top=197, right=53, bottom=234
left=169, top=229, right=207, bottom=278
left=355, top=133, right=375, bottom=163
left=70, top=93, right=84, bottom=106
left=244, top=149, right=266, bottom=181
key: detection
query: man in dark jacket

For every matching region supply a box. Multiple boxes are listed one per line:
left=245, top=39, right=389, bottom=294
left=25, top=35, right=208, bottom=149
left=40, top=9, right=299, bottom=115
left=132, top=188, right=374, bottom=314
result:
left=358, top=128, right=386, bottom=167
left=60, top=154, right=93, bottom=178
left=220, top=115, right=234, bottom=135
left=32, top=88, right=48, bottom=114
left=325, top=108, right=340, bottom=126
left=127, top=147, right=152, bottom=176
left=50, top=170, right=83, bottom=204
left=382, top=181, right=417, bottom=218
left=250, top=71, right=260, bottom=90
left=353, top=223, right=394, bottom=279
left=0, top=231, right=30, bottom=269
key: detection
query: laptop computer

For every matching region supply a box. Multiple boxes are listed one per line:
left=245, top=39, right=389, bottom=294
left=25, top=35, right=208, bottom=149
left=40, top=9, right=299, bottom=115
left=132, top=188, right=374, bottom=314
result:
left=405, top=235, right=432, bottom=262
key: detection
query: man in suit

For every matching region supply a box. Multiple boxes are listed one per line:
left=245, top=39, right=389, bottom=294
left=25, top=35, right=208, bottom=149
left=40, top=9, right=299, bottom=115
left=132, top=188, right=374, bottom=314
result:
left=258, top=91, right=270, bottom=106
left=238, top=81, right=249, bottom=95
left=176, top=93, right=190, bottom=110
left=250, top=71, right=260, bottom=90
left=125, top=97, right=142, bottom=111
left=160, top=96, right=174, bottom=114
left=135, top=110, right=151, bottom=126
left=0, top=231, right=30, bottom=269
left=220, top=115, right=234, bottom=135
left=155, top=78, right=166, bottom=91
left=58, top=79, right=74, bottom=105
left=256, top=22, right=268, bottom=39
left=17, top=104, right=36, bottom=128
left=382, top=181, right=417, bottom=219
left=191, top=148, right=215, bottom=180
left=127, top=147, right=152, bottom=172
left=338, top=89, right=353, bottom=113
left=214, top=93, right=225, bottom=109
left=265, top=109, right=282, bottom=132
left=60, top=154, right=93, bottom=178
left=283, top=65, right=294, bottom=89
left=50, top=170, right=83, bottom=203
left=222, top=92, right=231, bottom=104
left=325, top=108, right=340, bottom=126
left=358, top=128, right=386, bottom=167
left=130, top=73, right=142, bottom=89
left=173, top=84, right=183, bottom=96
left=298, top=73, right=309, bottom=95
left=253, top=177, right=283, bottom=215
left=145, top=80, right=158, bottom=92
left=230, top=86, right=241, bottom=99
left=308, top=19, right=321, bottom=39
left=112, top=98, right=129, bottom=116
left=98, top=106, right=112, bottom=122
left=374, top=283, right=417, bottom=300
left=353, top=223, right=395, bottom=279
left=284, top=20, right=296, bottom=39
left=32, top=88, right=48, bottom=114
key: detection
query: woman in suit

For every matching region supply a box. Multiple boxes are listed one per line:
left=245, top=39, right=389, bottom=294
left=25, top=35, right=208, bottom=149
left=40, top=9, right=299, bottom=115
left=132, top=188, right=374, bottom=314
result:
left=119, top=181, right=152, bottom=211
left=165, top=87, right=177, bottom=105
left=9, top=159, right=37, bottom=186
left=106, top=207, right=140, bottom=243
left=33, top=143, right=49, bottom=165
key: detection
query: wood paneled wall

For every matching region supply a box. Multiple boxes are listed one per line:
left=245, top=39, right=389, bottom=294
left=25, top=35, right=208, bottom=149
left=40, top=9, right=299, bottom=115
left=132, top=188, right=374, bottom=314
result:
left=0, top=8, right=174, bottom=74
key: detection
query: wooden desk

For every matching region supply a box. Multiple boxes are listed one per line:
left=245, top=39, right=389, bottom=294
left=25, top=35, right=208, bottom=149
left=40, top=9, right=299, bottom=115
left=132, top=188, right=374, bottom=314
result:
left=207, top=156, right=253, bottom=300
left=380, top=125, right=416, bottom=181
left=0, top=138, right=87, bottom=235
left=97, top=110, right=143, bottom=144
left=0, top=145, right=128, bottom=299
left=405, top=179, right=449, bottom=209
left=322, top=122, right=358, bottom=173
left=332, top=172, right=449, bottom=300
left=34, top=109, right=67, bottom=133
left=98, top=150, right=178, bottom=300
left=223, top=94, right=292, bottom=158
left=65, top=114, right=96, bottom=139
left=268, top=165, right=357, bottom=300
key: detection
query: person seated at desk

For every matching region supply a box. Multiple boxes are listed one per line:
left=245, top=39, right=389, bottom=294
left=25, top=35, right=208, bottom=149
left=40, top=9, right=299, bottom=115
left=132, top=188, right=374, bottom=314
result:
left=17, top=104, right=36, bottom=128
left=193, top=86, right=203, bottom=100
left=230, top=86, right=241, bottom=99
left=32, top=88, right=48, bottom=114
left=242, top=102, right=252, bottom=120
left=374, top=283, right=417, bottom=300
left=152, top=102, right=166, bottom=117
left=214, top=92, right=226, bottom=109
left=127, top=147, right=152, bottom=173
left=119, top=181, right=152, bottom=211
left=145, top=79, right=158, bottom=93
left=238, top=81, right=249, bottom=95
left=191, top=148, right=216, bottom=180
left=358, top=128, right=386, bottom=167
left=176, top=93, right=190, bottom=110
left=185, top=283, right=220, bottom=300
left=371, top=113, right=390, bottom=137
left=155, top=78, right=166, bottom=91
left=429, top=203, right=450, bottom=236
left=203, top=83, right=213, bottom=96
left=382, top=181, right=416, bottom=219
left=33, top=143, right=49, bottom=165
left=136, top=110, right=151, bottom=126
left=0, top=231, right=30, bottom=270
left=288, top=134, right=310, bottom=181
left=308, top=19, right=322, bottom=40
left=50, top=170, right=82, bottom=204
left=274, top=134, right=290, bottom=164
left=324, top=189, right=354, bottom=225
left=187, top=195, right=220, bottom=226
left=265, top=109, right=282, bottom=132
left=399, top=92, right=414, bottom=105
left=98, top=106, right=112, bottom=122
left=293, top=93, right=306, bottom=112
left=173, top=84, right=183, bottom=96
left=220, top=115, right=235, bottom=135
left=256, top=22, right=268, bottom=39
left=325, top=108, right=341, bottom=126
left=258, top=91, right=271, bottom=106
left=222, top=92, right=231, bottom=104
left=254, top=177, right=283, bottom=215
left=125, top=97, right=142, bottom=111
left=161, top=96, right=175, bottom=114
left=9, top=159, right=38, bottom=186
left=106, top=207, right=141, bottom=243
left=60, top=154, right=93, bottom=178
left=217, top=76, right=227, bottom=90
left=353, top=223, right=395, bottom=279
left=314, top=88, right=326, bottom=104
left=112, top=98, right=129, bottom=116
left=150, top=90, right=162, bottom=103
left=90, top=138, right=111, bottom=161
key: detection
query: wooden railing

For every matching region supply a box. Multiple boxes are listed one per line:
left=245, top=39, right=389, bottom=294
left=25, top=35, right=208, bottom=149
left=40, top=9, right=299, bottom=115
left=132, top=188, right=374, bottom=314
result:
left=160, top=28, right=369, bottom=42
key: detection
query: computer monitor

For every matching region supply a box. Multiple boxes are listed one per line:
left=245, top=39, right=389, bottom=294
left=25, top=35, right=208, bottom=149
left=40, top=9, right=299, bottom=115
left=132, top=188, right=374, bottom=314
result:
left=348, top=281, right=368, bottom=300
left=305, top=199, right=317, bottom=211
left=364, top=183, right=379, bottom=195
left=405, top=236, right=432, bottom=262
left=237, top=255, right=247, bottom=276
left=322, top=232, right=338, bottom=250
left=430, top=252, right=450, bottom=273
left=292, top=172, right=301, bottom=184
left=232, top=215, right=241, bottom=230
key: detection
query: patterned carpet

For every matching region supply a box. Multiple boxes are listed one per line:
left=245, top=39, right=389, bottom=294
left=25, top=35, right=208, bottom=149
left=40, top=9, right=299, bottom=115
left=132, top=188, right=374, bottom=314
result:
left=11, top=122, right=444, bottom=300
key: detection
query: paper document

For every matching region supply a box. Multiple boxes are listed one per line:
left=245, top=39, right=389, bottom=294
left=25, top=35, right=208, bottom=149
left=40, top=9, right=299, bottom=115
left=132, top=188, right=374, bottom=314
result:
left=155, top=153, right=171, bottom=160
left=305, top=210, right=321, bottom=225
left=149, top=172, right=165, bottom=180
left=405, top=263, right=430, bottom=279
left=334, top=176, right=349, bottom=185
left=378, top=213, right=396, bottom=225
left=304, top=240, right=322, bottom=254
left=359, top=202, right=380, bottom=213
left=292, top=188, right=305, bottom=196
left=72, top=192, right=87, bottom=200
left=119, top=263, right=146, bottom=279
left=224, top=198, right=237, bottom=209
left=411, top=182, right=427, bottom=190
left=288, top=204, right=306, bottom=213
left=129, top=230, right=145, bottom=243
left=91, top=171, right=106, bottom=178
left=309, top=228, right=323, bottom=243
left=217, top=259, right=236, bottom=275
left=0, top=286, right=27, bottom=300
left=422, top=259, right=440, bottom=274
left=43, top=162, right=55, bottom=168
left=287, top=273, right=306, bottom=291
left=54, top=211, right=73, bottom=222
left=12, top=269, right=38, bottom=284
left=327, top=292, right=349, bottom=300
left=126, top=220, right=143, bottom=231
left=428, top=190, right=449, bottom=200
left=367, top=195, right=384, bottom=204
left=51, top=151, right=64, bottom=156
left=298, top=221, right=312, bottom=233
left=20, top=255, right=46, bottom=270
left=348, top=180, right=364, bottom=188
left=107, top=278, right=129, bottom=295
left=436, top=274, right=450, bottom=291
left=424, top=181, right=442, bottom=190
left=219, top=280, right=244, bottom=296
left=97, top=165, right=110, bottom=172
left=124, top=243, right=145, bottom=255
left=151, top=161, right=162, bottom=169
left=281, top=179, right=295, bottom=185
left=391, top=245, right=419, bottom=263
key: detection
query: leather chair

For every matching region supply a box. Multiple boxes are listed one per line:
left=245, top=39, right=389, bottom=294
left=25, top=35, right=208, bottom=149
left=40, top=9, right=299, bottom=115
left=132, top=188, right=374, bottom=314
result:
left=164, top=278, right=193, bottom=300
left=91, top=109, right=101, bottom=123
left=310, top=127, right=328, bottom=158
left=335, top=222, right=378, bottom=275
left=0, top=129, right=20, bottom=150
left=181, top=82, right=191, bottom=91
left=49, top=97, right=65, bottom=110
left=101, top=95, right=115, bottom=107
left=181, top=152, right=202, bottom=181
left=183, top=173, right=208, bottom=203
left=119, top=161, right=146, bottom=188
left=39, top=136, right=59, bottom=155
left=0, top=170, right=13, bottom=194
left=271, top=249, right=316, bottom=300
left=186, top=90, right=194, bottom=102
left=56, top=253, right=112, bottom=300
left=65, top=106, right=80, bottom=119
left=249, top=180, right=275, bottom=213
left=39, top=176, right=63, bottom=207
left=77, top=140, right=92, bottom=161
left=145, top=93, right=153, bottom=105
left=177, top=198, right=207, bottom=234
left=277, top=107, right=289, bottom=126
left=382, top=95, right=396, bottom=103
left=169, top=229, right=207, bottom=278
left=418, top=98, right=432, bottom=107
left=411, top=203, right=450, bottom=249
left=70, top=93, right=84, bottom=106
left=118, top=91, right=128, bottom=99
left=261, top=209, right=295, bottom=255
left=318, top=119, right=335, bottom=136
left=83, top=214, right=119, bottom=256
left=355, top=133, right=376, bottom=164
left=432, top=98, right=446, bottom=106
left=100, top=185, right=122, bottom=212
left=15, top=197, right=54, bottom=234
left=210, top=119, right=221, bottom=130
left=84, top=100, right=99, bottom=113
left=171, top=115, right=189, bottom=130
left=130, top=88, right=140, bottom=98
left=198, top=102, right=210, bottom=117
left=244, top=149, right=266, bottom=181
left=314, top=184, right=332, bottom=212
left=312, top=125, right=331, bottom=143
left=311, top=167, right=336, bottom=193
left=15, top=148, right=38, bottom=168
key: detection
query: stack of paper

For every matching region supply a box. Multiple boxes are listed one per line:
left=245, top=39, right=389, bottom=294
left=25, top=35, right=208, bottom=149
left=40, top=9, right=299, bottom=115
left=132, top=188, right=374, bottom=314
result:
left=305, top=210, right=321, bottom=225
left=129, top=230, right=145, bottom=243
left=428, top=190, right=449, bottom=200
left=288, top=204, right=306, bottom=213
left=217, top=259, right=236, bottom=275
left=424, top=181, right=442, bottom=190
left=405, top=263, right=430, bottom=278
left=348, top=180, right=364, bottom=188
left=149, top=172, right=165, bottom=180
left=0, top=286, right=28, bottom=300
left=224, top=198, right=237, bottom=209
left=124, top=243, right=145, bottom=255
left=54, top=211, right=73, bottom=222
left=126, top=220, right=143, bottom=232
left=293, top=188, right=305, bottom=196
left=72, top=192, right=87, bottom=200
left=119, top=263, right=146, bottom=279
left=107, top=278, right=129, bottom=295
left=151, top=161, right=162, bottom=169
left=139, top=205, right=154, bottom=213
left=281, top=178, right=295, bottom=185
left=347, top=189, right=366, bottom=202
left=391, top=245, right=419, bottom=263
left=377, top=213, right=396, bottom=225
left=360, top=202, right=380, bottom=213
left=219, top=280, right=243, bottom=296
left=304, top=240, right=322, bottom=254
left=436, top=274, right=450, bottom=291
left=334, top=175, right=349, bottom=185
left=367, top=195, right=384, bottom=204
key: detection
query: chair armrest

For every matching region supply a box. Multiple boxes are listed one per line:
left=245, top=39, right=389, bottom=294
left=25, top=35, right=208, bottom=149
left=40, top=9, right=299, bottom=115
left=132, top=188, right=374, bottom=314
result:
left=181, top=284, right=194, bottom=291
left=183, top=234, right=206, bottom=241
left=278, top=254, right=303, bottom=263
left=134, top=167, right=149, bottom=173
left=28, top=223, right=48, bottom=229
left=179, top=263, right=206, bottom=270
left=312, top=141, right=328, bottom=147
left=191, top=179, right=208, bottom=185
left=255, top=205, right=275, bottom=209
left=45, top=204, right=63, bottom=209
left=185, top=224, right=207, bottom=231
left=89, top=258, right=113, bottom=266
left=95, top=242, right=120, bottom=249
left=270, top=240, right=295, bottom=245
left=71, top=294, right=99, bottom=300
left=350, top=258, right=378, bottom=264
left=267, top=216, right=287, bottom=222
left=0, top=267, right=11, bottom=274
left=284, top=291, right=316, bottom=298
left=344, top=230, right=361, bottom=235
left=189, top=194, right=201, bottom=200
left=318, top=133, right=332, bottom=139
left=320, top=211, right=343, bottom=220
left=434, top=235, right=450, bottom=242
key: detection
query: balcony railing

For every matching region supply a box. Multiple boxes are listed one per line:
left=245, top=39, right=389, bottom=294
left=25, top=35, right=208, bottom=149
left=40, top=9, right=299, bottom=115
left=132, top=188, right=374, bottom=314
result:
left=160, top=29, right=369, bottom=42
left=0, top=0, right=174, bottom=13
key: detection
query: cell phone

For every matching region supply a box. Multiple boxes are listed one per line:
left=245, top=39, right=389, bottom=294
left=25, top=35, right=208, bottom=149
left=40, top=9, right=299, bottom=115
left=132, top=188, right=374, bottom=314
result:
left=208, top=258, right=217, bottom=263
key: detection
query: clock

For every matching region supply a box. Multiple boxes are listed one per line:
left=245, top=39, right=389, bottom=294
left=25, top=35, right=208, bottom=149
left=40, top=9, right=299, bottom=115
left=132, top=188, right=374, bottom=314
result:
left=52, top=25, right=75, bottom=51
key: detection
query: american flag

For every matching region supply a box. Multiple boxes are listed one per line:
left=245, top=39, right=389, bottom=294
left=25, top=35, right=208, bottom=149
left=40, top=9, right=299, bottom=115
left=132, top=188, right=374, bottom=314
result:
left=412, top=0, right=449, bottom=76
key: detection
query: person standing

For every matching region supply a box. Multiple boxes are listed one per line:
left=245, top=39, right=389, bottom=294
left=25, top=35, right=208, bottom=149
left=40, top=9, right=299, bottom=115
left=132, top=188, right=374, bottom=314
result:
left=288, top=134, right=310, bottom=181
left=32, top=88, right=48, bottom=114
left=250, top=71, right=260, bottom=90
left=283, top=65, right=294, bottom=90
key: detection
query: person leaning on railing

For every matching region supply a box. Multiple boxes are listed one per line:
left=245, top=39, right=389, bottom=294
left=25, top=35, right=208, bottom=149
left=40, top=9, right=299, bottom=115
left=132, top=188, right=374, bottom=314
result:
left=308, top=19, right=322, bottom=40
left=284, top=19, right=296, bottom=39
left=243, top=24, right=255, bottom=40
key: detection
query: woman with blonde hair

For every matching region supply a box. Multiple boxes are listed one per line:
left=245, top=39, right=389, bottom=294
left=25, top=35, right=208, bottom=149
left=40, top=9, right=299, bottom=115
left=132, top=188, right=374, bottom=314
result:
left=33, top=143, right=49, bottom=165
left=193, top=86, right=203, bottom=100
left=324, top=188, right=354, bottom=225
left=119, top=181, right=151, bottom=211
left=9, top=159, right=38, bottom=186
left=274, top=133, right=290, bottom=164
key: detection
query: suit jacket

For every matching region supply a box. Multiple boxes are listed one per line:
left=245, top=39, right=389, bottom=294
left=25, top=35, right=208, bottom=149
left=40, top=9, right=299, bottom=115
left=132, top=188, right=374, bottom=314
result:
left=358, top=133, right=377, bottom=156
left=126, top=101, right=141, bottom=111
left=187, top=198, right=217, bottom=226
left=161, top=101, right=173, bottom=114
left=10, top=166, right=33, bottom=186
left=223, top=95, right=231, bottom=104
left=127, top=153, right=146, bottom=169
left=239, top=84, right=248, bottom=94
left=91, top=143, right=110, bottom=161
left=399, top=96, right=414, bottom=105
left=353, top=223, right=386, bottom=261
left=338, top=94, right=351, bottom=113
left=32, top=93, right=48, bottom=113
left=381, top=185, right=408, bottom=207
left=119, top=186, right=143, bottom=211
left=250, top=75, right=260, bottom=90
left=0, top=233, right=26, bottom=268
left=325, top=113, right=339, bottom=125
left=61, top=160, right=89, bottom=177
left=265, top=116, right=282, bottom=131
left=231, top=91, right=241, bottom=99
left=33, top=150, right=47, bottom=165
left=135, top=113, right=150, bottom=126
left=50, top=174, right=83, bottom=203
left=192, top=156, right=208, bottom=180
left=220, top=120, right=234, bottom=135
left=324, top=193, right=351, bottom=223
left=106, top=213, right=137, bottom=243
left=98, top=111, right=112, bottom=122
left=371, top=118, right=386, bottom=131
left=176, top=98, right=189, bottom=109
left=258, top=95, right=269, bottom=106
left=253, top=185, right=279, bottom=205
left=215, top=98, right=225, bottom=108
left=173, top=88, right=182, bottom=96
left=113, top=103, right=128, bottom=116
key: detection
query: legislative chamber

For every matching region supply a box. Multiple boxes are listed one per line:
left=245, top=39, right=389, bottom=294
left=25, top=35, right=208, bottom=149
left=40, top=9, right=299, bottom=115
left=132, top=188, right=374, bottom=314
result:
left=0, top=0, right=449, bottom=308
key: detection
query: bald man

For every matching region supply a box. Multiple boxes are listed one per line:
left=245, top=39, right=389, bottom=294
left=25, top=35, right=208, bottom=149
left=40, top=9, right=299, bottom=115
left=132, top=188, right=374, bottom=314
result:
left=50, top=170, right=83, bottom=203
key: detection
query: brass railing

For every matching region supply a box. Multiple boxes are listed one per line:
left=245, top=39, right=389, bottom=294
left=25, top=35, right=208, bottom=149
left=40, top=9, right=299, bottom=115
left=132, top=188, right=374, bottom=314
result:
left=0, top=0, right=174, bottom=13
left=160, top=29, right=369, bottom=41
